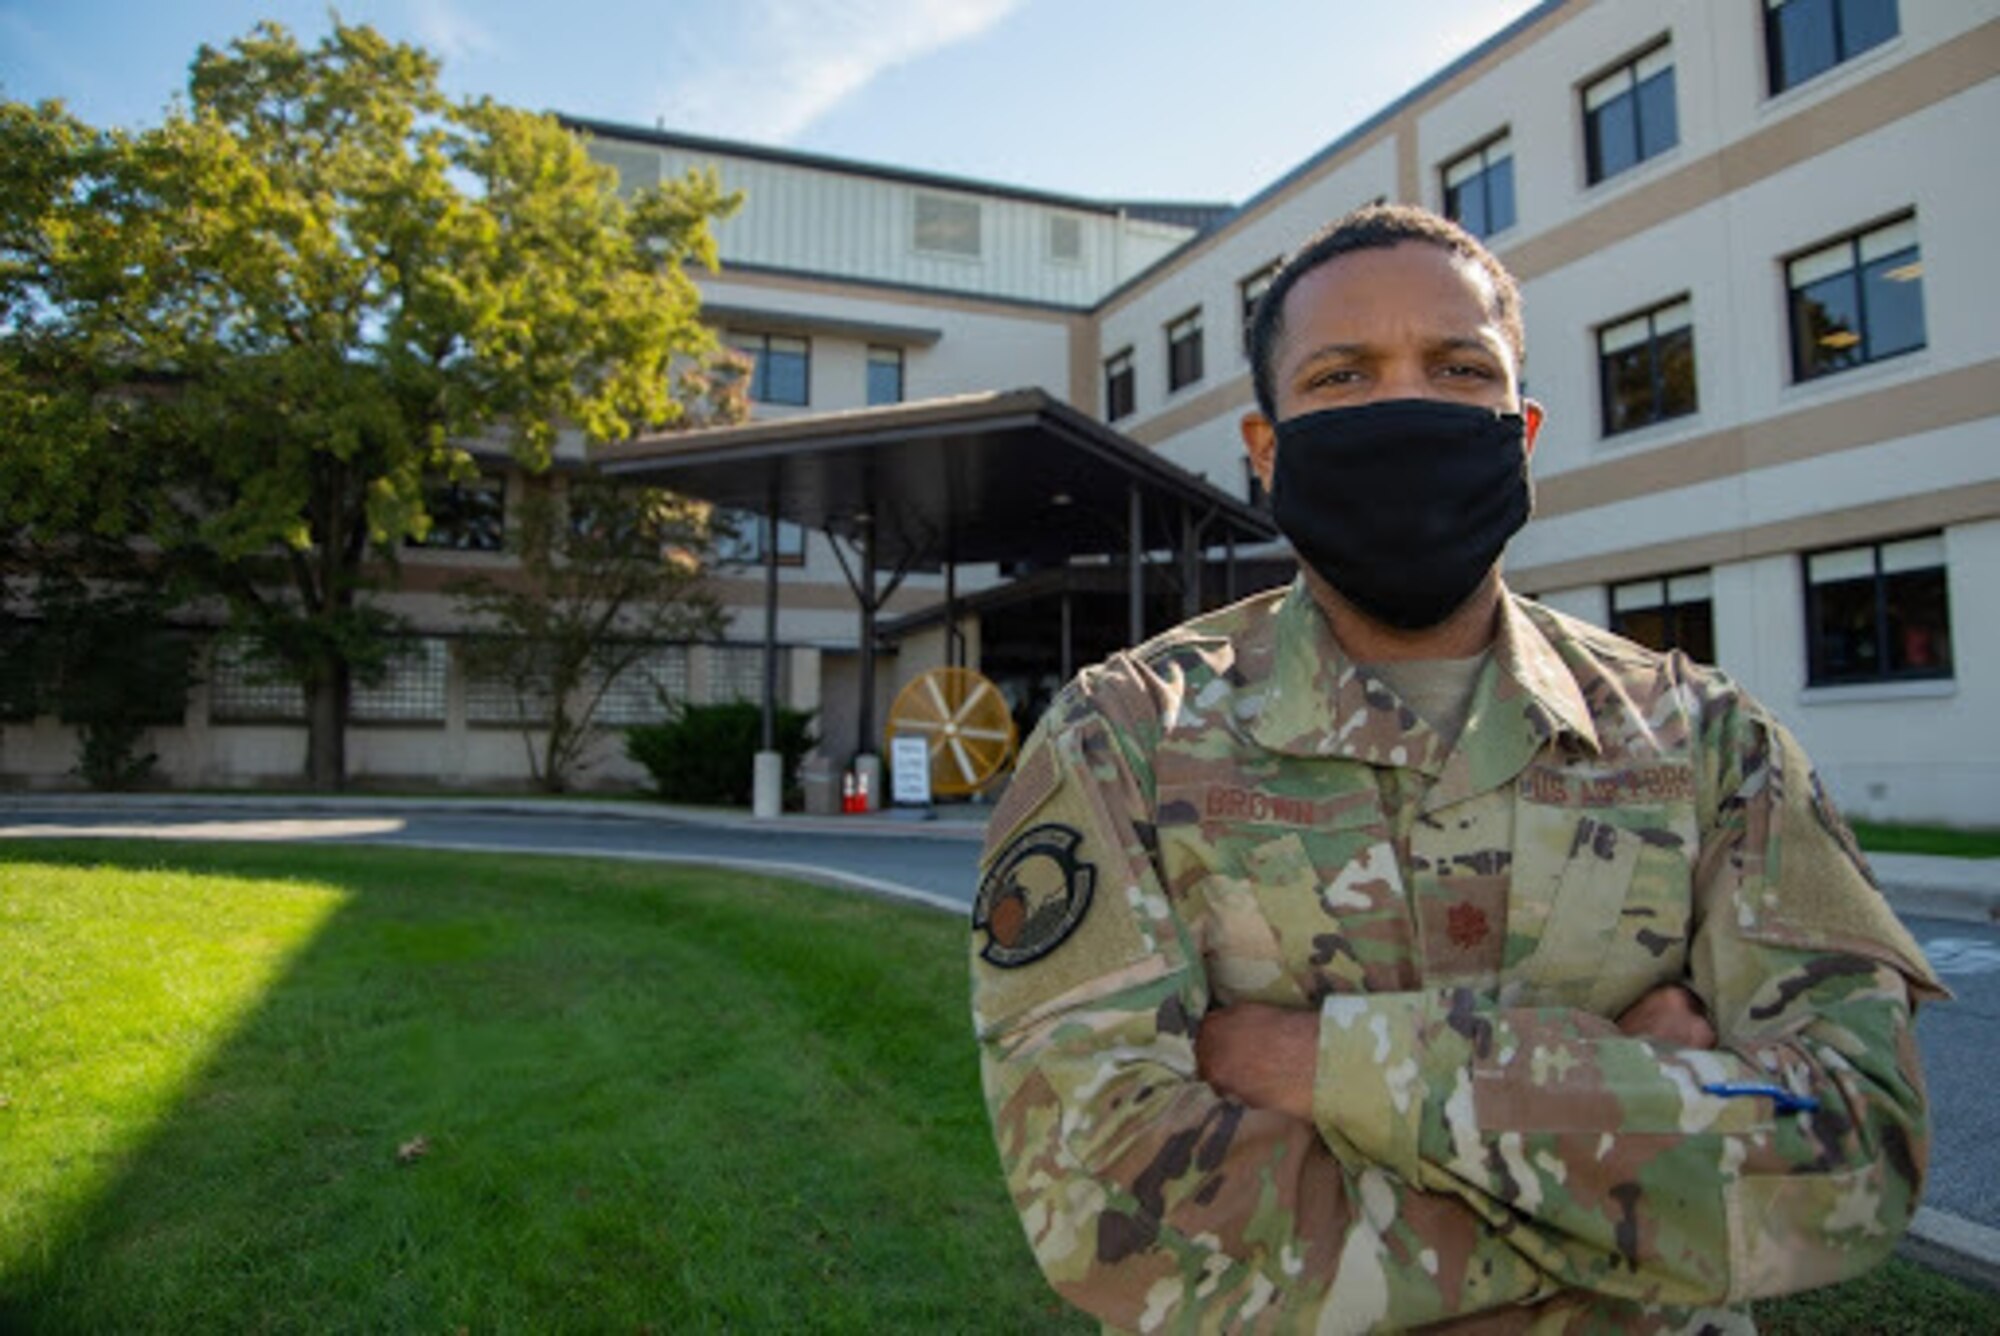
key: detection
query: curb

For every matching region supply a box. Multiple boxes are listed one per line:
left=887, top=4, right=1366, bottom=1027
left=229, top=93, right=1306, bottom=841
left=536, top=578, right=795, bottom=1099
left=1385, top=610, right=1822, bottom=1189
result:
left=1870, top=853, right=2000, bottom=926
left=1901, top=1206, right=2000, bottom=1296
left=1873, top=880, right=2000, bottom=928
left=357, top=837, right=968, bottom=916
left=0, top=790, right=991, bottom=843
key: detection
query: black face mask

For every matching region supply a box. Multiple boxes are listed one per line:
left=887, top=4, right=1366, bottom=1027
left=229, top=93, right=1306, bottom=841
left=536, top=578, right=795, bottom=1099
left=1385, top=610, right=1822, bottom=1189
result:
left=1271, top=399, right=1532, bottom=631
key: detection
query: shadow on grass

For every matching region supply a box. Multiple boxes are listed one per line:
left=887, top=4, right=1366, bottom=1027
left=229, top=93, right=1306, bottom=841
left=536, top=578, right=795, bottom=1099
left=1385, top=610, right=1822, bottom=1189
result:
left=1, top=840, right=1086, bottom=1335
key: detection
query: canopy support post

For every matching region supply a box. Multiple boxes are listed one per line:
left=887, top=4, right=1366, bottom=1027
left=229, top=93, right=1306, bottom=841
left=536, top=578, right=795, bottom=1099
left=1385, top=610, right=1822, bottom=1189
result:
left=1180, top=504, right=1201, bottom=620
left=1128, top=486, right=1144, bottom=646
left=857, top=512, right=877, bottom=760
left=752, top=477, right=783, bottom=819
left=1060, top=575, right=1074, bottom=684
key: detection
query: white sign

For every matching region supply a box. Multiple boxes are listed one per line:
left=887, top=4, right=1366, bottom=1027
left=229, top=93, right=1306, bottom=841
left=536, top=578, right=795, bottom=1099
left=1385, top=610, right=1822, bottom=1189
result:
left=890, top=735, right=933, bottom=807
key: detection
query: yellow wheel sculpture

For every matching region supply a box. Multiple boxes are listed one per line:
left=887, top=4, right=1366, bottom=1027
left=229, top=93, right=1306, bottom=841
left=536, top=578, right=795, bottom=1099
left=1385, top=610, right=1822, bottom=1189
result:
left=885, top=666, right=1018, bottom=798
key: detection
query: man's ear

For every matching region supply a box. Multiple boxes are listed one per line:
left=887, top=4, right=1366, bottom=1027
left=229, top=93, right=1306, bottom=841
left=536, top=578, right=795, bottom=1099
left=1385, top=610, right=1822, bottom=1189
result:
left=1241, top=411, right=1277, bottom=492
left=1521, top=399, right=1545, bottom=459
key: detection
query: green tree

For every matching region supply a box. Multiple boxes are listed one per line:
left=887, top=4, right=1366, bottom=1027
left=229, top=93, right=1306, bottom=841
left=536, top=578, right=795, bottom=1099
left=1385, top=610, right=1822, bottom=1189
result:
left=2, top=550, right=198, bottom=789
left=0, top=20, right=740, bottom=788
left=450, top=476, right=735, bottom=793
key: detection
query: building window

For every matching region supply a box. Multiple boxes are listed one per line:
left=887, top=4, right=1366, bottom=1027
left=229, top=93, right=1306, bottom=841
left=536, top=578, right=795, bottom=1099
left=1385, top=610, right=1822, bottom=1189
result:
left=1442, top=133, right=1515, bottom=240
left=463, top=640, right=555, bottom=726
left=914, top=193, right=982, bottom=257
left=1787, top=216, right=1924, bottom=382
left=706, top=645, right=783, bottom=705
left=1766, top=0, right=1898, bottom=95
left=595, top=645, right=692, bottom=726
left=208, top=635, right=306, bottom=723
left=1104, top=348, right=1135, bottom=422
left=866, top=345, right=904, bottom=406
left=1584, top=43, right=1677, bottom=184
left=1805, top=534, right=1951, bottom=684
left=1166, top=309, right=1204, bottom=393
left=409, top=474, right=505, bottom=552
left=1047, top=215, right=1083, bottom=263
left=1610, top=572, right=1714, bottom=662
left=350, top=636, right=448, bottom=724
left=713, top=508, right=806, bottom=568
left=726, top=331, right=810, bottom=406
left=1239, top=260, right=1281, bottom=354
left=1598, top=297, right=1697, bottom=436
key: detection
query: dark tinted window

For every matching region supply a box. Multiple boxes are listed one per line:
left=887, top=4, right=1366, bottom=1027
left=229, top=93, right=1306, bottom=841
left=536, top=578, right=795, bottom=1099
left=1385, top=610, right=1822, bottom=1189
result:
left=1767, top=0, right=1898, bottom=94
left=1805, top=534, right=1952, bottom=684
left=1787, top=217, right=1924, bottom=381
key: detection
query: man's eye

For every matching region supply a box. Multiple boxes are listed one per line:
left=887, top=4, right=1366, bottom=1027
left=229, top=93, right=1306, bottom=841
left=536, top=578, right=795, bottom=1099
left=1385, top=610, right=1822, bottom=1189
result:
left=1439, top=363, right=1495, bottom=379
left=1306, top=368, right=1360, bottom=387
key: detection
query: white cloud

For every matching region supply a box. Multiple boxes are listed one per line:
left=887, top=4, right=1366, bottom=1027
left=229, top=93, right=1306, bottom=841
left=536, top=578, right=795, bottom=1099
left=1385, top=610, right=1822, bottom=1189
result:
left=407, top=0, right=498, bottom=63
left=1416, top=0, right=1542, bottom=68
left=656, top=0, right=1024, bottom=143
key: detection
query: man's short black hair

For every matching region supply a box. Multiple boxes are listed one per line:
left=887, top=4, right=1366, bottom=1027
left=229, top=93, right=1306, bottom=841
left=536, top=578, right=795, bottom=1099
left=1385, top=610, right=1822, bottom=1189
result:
left=1246, top=203, right=1525, bottom=419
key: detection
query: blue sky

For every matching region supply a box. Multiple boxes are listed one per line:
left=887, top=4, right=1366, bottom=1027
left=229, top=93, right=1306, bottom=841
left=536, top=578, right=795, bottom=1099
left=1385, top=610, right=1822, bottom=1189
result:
left=1, top=0, right=1539, bottom=203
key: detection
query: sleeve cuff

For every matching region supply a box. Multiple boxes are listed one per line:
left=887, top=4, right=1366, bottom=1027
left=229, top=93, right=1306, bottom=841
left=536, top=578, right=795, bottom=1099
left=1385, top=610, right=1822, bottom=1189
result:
left=1312, top=989, right=1449, bottom=1184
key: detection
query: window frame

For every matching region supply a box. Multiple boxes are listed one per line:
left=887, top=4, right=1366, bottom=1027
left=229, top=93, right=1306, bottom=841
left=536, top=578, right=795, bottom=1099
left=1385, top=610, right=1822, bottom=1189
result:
left=866, top=344, right=905, bottom=406
left=1608, top=570, right=1714, bottom=662
left=349, top=635, right=449, bottom=726
left=1765, top=0, right=1900, bottom=97
left=1165, top=308, right=1205, bottom=394
left=593, top=643, right=694, bottom=726
left=1784, top=213, right=1925, bottom=384
left=1595, top=295, right=1698, bottom=437
left=408, top=473, right=507, bottom=553
left=1103, top=347, right=1136, bottom=422
left=712, top=508, right=807, bottom=569
left=913, top=192, right=983, bottom=259
left=1239, top=260, right=1282, bottom=355
left=1440, top=132, right=1516, bottom=240
left=1802, top=532, right=1952, bottom=686
left=726, top=330, right=812, bottom=407
left=1582, top=40, right=1678, bottom=185
left=1046, top=214, right=1084, bottom=265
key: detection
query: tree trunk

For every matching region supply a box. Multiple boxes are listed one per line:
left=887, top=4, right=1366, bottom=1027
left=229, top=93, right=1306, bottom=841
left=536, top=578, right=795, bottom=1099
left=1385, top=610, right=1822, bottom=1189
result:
left=304, top=654, right=348, bottom=791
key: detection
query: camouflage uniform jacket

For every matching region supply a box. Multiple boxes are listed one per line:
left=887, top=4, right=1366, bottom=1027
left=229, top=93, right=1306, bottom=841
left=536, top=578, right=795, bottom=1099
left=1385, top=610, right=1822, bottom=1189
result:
left=970, top=580, right=1944, bottom=1334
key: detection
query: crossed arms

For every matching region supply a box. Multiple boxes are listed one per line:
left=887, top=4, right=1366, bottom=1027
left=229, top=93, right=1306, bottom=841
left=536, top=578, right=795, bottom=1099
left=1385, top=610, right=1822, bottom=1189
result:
left=973, top=692, right=1938, bottom=1332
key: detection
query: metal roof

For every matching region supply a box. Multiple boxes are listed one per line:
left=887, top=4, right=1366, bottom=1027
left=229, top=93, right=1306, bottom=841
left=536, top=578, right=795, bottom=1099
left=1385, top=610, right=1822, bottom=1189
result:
left=596, top=388, right=1276, bottom=571
left=561, top=115, right=1232, bottom=221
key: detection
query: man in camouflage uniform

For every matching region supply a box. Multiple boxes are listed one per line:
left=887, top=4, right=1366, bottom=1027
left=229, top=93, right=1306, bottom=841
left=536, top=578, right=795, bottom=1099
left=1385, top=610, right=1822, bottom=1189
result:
left=969, top=205, right=1944, bottom=1333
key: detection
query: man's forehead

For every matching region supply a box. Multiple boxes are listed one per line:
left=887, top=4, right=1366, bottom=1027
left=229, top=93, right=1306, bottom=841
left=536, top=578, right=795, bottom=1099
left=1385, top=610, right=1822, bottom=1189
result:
left=1279, top=244, right=1507, bottom=348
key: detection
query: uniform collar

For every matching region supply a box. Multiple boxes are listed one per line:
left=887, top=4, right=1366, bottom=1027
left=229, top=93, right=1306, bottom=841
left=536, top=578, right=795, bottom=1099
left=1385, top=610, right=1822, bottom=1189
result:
left=1242, top=579, right=1600, bottom=791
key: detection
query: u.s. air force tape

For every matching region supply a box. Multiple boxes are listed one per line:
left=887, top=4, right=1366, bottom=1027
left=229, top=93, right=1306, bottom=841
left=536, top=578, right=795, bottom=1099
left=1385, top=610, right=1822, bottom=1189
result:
left=973, top=822, right=1096, bottom=969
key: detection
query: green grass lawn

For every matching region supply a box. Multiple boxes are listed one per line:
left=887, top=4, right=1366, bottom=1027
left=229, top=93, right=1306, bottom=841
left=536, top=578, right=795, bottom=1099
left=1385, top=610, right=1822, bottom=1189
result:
left=1, top=840, right=1087, bottom=1334
left=2, top=840, right=1994, bottom=1333
left=1851, top=821, right=2000, bottom=859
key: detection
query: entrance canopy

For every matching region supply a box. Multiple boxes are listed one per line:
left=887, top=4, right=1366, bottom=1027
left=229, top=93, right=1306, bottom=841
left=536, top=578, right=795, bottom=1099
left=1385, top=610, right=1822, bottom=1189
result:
left=596, top=388, right=1276, bottom=567
left=597, top=387, right=1278, bottom=783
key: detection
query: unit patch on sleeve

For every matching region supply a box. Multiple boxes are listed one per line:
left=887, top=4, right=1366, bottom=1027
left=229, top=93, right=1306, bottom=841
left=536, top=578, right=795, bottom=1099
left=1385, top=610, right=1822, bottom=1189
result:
left=974, top=823, right=1097, bottom=968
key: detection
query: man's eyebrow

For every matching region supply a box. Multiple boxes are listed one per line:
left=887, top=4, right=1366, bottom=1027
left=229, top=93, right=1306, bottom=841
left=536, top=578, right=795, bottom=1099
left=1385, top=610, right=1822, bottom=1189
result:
left=1288, top=341, right=1370, bottom=366
left=1428, top=335, right=1503, bottom=357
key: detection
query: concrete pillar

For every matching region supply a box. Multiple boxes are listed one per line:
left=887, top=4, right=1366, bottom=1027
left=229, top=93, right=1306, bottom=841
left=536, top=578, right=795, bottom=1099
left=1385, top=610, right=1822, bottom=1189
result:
left=752, top=749, right=783, bottom=819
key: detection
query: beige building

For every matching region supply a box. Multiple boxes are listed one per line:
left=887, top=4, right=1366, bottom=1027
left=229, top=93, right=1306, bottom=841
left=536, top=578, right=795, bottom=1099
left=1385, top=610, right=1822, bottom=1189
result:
left=8, top=0, right=1994, bottom=826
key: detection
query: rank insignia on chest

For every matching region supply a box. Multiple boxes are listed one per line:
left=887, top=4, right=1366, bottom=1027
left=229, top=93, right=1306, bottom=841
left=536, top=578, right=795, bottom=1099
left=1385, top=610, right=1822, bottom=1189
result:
left=974, top=823, right=1097, bottom=968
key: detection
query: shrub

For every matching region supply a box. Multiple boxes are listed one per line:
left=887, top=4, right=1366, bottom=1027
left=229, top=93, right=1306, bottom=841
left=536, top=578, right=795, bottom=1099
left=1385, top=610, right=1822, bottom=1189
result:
left=624, top=701, right=816, bottom=806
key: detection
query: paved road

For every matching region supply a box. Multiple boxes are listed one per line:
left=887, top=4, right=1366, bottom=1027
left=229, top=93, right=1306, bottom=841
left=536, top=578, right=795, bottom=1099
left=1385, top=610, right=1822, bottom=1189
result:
left=0, top=801, right=985, bottom=911
left=5, top=799, right=1998, bottom=1252
left=1908, top=913, right=2000, bottom=1229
